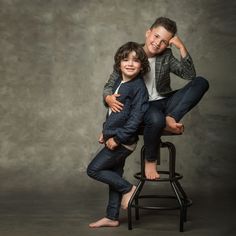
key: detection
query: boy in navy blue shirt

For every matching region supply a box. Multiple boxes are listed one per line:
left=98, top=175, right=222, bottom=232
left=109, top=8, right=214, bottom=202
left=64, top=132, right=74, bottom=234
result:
left=87, top=42, right=150, bottom=228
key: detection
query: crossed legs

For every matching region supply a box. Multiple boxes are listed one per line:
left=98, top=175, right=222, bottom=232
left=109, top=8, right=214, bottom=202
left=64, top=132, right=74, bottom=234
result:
left=143, top=76, right=209, bottom=179
left=87, top=145, right=135, bottom=227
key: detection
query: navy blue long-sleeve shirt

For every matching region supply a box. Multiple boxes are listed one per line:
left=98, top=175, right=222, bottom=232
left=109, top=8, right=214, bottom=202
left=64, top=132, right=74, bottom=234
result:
left=103, top=75, right=149, bottom=145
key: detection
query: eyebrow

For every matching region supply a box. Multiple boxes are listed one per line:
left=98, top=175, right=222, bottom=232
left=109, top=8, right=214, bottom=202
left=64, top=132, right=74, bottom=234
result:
left=154, top=33, right=168, bottom=44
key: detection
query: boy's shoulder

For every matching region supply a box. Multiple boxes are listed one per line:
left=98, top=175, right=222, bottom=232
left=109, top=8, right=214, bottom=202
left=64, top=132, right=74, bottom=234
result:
left=157, top=48, right=172, bottom=58
left=155, top=48, right=174, bottom=63
left=132, top=76, right=146, bottom=85
left=130, top=76, right=147, bottom=92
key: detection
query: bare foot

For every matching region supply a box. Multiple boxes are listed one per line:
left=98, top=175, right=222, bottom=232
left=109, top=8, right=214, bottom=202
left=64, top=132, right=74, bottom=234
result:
left=145, top=160, right=160, bottom=180
left=164, top=116, right=184, bottom=134
left=121, top=185, right=137, bottom=210
left=89, top=217, right=119, bottom=228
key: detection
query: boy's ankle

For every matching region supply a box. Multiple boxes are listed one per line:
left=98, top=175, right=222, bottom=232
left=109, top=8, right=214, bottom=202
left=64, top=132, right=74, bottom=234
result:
left=144, top=160, right=160, bottom=180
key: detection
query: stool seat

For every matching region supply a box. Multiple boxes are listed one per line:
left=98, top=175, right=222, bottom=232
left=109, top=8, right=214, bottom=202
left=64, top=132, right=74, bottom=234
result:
left=138, top=124, right=182, bottom=136
left=127, top=134, right=192, bottom=232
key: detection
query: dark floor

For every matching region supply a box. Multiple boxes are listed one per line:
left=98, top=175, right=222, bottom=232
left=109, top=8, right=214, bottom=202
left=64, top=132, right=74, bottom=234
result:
left=0, top=184, right=235, bottom=236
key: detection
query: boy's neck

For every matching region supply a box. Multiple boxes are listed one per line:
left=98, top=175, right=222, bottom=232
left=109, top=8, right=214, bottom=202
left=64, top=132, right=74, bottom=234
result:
left=143, top=45, right=157, bottom=58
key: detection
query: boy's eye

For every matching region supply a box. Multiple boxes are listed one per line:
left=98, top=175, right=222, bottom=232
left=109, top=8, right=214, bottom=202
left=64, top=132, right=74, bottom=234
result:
left=162, top=41, right=168, bottom=46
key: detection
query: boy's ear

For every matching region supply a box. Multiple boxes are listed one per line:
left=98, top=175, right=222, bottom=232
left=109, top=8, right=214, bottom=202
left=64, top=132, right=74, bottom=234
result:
left=145, top=29, right=151, bottom=38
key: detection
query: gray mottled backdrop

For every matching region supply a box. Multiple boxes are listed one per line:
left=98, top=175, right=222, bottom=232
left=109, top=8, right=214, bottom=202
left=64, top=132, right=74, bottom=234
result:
left=0, top=0, right=235, bottom=195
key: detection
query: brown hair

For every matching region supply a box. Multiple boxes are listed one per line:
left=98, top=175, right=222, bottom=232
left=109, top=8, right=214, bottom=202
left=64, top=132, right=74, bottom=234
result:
left=113, top=41, right=150, bottom=76
left=150, top=17, right=177, bottom=36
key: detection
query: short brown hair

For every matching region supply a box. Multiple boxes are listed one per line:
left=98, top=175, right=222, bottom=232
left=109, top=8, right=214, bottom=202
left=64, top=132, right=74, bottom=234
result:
left=113, top=42, right=150, bottom=76
left=150, top=17, right=177, bottom=36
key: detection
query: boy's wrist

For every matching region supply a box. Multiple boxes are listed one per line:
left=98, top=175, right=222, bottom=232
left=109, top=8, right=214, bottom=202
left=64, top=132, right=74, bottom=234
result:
left=105, top=95, right=111, bottom=104
left=113, top=136, right=120, bottom=145
left=179, top=46, right=188, bottom=58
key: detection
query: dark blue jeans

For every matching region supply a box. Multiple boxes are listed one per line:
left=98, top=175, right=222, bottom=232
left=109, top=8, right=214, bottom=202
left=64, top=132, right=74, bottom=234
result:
left=87, top=145, right=133, bottom=220
left=143, top=76, right=209, bottom=162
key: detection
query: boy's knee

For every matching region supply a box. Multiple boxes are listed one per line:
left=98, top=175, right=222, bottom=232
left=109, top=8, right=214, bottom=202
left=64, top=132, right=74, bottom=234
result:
left=195, top=76, right=209, bottom=91
left=87, top=165, right=94, bottom=178
left=144, top=113, right=165, bottom=130
left=154, top=117, right=165, bottom=129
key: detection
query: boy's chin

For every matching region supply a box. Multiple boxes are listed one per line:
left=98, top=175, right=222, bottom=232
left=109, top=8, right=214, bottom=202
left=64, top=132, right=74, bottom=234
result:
left=148, top=46, right=165, bottom=55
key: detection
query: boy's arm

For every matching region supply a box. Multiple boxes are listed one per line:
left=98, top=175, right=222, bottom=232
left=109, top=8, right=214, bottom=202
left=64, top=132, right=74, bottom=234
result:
left=113, top=86, right=149, bottom=144
left=103, top=70, right=119, bottom=98
left=103, top=70, right=124, bottom=112
left=168, top=36, right=196, bottom=80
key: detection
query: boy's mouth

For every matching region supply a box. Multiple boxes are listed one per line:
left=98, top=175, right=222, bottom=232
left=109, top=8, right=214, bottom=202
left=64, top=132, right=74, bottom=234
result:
left=125, top=67, right=135, bottom=71
left=151, top=43, right=160, bottom=50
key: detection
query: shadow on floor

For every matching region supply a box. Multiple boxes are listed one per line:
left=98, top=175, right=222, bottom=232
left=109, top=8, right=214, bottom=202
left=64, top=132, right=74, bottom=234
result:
left=0, top=185, right=235, bottom=236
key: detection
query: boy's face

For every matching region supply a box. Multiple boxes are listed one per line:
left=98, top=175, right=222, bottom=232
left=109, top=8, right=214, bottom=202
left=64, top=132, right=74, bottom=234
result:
left=120, top=51, right=142, bottom=80
left=144, top=26, right=173, bottom=57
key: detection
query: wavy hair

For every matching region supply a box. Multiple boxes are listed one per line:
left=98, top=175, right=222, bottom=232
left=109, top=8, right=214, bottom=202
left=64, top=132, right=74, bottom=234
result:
left=113, top=42, right=150, bottom=76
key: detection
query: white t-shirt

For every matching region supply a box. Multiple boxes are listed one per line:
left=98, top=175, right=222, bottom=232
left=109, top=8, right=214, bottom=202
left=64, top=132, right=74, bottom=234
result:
left=144, top=57, right=165, bottom=101
left=108, top=80, right=125, bottom=115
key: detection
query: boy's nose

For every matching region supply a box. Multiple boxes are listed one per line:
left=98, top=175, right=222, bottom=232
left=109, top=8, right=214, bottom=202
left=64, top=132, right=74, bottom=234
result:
left=155, top=39, right=161, bottom=46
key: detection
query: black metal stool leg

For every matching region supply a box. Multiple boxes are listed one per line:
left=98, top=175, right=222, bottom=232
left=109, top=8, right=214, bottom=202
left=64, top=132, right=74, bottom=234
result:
left=128, top=179, right=145, bottom=230
left=134, top=180, right=145, bottom=220
left=171, top=181, right=184, bottom=232
left=162, top=141, right=176, bottom=179
left=166, top=141, right=185, bottom=231
left=135, top=197, right=139, bottom=220
left=175, top=180, right=191, bottom=222
left=128, top=200, right=133, bottom=230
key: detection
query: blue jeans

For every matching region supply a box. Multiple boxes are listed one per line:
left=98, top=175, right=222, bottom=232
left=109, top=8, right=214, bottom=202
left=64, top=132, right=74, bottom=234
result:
left=143, top=76, right=209, bottom=162
left=87, top=145, right=133, bottom=220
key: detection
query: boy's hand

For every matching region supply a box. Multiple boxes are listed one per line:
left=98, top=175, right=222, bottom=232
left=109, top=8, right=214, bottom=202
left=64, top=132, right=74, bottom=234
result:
left=105, top=94, right=124, bottom=113
left=169, top=36, right=187, bottom=58
left=98, top=133, right=104, bottom=144
left=106, top=138, right=118, bottom=150
left=169, top=36, right=184, bottom=49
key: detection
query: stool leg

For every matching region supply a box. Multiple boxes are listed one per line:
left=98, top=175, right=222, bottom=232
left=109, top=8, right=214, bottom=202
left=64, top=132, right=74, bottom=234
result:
left=165, top=141, right=185, bottom=232
left=128, top=203, right=133, bottom=230
left=135, top=180, right=145, bottom=220
left=128, top=180, right=145, bottom=230
left=163, top=141, right=176, bottom=179
left=141, top=146, right=145, bottom=177
left=175, top=180, right=189, bottom=222
left=171, top=181, right=184, bottom=232
left=128, top=145, right=146, bottom=230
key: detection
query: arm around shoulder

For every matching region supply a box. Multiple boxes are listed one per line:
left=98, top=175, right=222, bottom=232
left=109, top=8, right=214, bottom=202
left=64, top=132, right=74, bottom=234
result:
left=103, top=70, right=119, bottom=101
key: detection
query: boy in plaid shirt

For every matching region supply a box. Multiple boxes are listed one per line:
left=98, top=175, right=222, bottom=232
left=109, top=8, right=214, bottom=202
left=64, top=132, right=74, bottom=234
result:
left=103, top=17, right=209, bottom=180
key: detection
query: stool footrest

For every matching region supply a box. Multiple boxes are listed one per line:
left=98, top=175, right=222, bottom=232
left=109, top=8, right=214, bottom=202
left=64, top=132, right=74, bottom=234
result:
left=131, top=194, right=192, bottom=211
left=134, top=170, right=183, bottom=181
